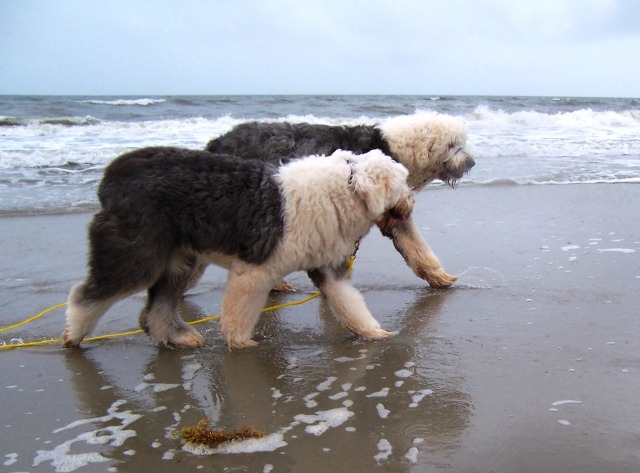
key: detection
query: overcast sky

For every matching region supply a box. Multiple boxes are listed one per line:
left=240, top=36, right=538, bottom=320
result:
left=1, top=0, right=639, bottom=97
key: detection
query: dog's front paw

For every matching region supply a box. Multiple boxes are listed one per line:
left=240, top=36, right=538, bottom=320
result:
left=424, top=269, right=458, bottom=288
left=168, top=329, right=206, bottom=348
left=358, top=328, right=394, bottom=341
left=226, top=337, right=259, bottom=349
left=61, top=326, right=84, bottom=348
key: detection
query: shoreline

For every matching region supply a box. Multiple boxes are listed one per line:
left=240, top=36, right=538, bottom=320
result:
left=2, top=180, right=639, bottom=219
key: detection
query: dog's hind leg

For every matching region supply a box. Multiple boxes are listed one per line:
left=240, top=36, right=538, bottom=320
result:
left=308, top=266, right=392, bottom=341
left=381, top=215, right=458, bottom=288
left=183, top=257, right=208, bottom=294
left=219, top=262, right=276, bottom=349
left=63, top=211, right=158, bottom=347
left=62, top=282, right=126, bottom=347
left=140, top=256, right=205, bottom=348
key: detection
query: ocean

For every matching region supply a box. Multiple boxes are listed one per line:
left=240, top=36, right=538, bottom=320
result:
left=1, top=95, right=639, bottom=215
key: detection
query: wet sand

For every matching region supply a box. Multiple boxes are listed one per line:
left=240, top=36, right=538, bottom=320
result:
left=1, top=184, right=639, bottom=472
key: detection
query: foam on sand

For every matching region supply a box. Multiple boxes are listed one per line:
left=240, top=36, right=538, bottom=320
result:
left=183, top=433, right=287, bottom=455
left=33, top=400, right=141, bottom=472
left=294, top=407, right=354, bottom=436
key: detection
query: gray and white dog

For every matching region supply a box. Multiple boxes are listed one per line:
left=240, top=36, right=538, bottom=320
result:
left=206, top=112, right=475, bottom=289
left=62, top=147, right=413, bottom=349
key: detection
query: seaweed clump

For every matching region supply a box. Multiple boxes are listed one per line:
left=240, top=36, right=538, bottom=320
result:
left=180, top=419, right=266, bottom=448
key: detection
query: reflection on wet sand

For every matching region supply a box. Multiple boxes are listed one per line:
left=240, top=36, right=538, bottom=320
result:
left=48, top=285, right=472, bottom=471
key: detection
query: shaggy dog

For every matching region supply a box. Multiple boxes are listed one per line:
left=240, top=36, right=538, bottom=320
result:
left=62, top=147, right=413, bottom=349
left=205, top=113, right=475, bottom=289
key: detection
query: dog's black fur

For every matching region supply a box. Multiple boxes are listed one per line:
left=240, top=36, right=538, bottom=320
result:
left=64, top=146, right=412, bottom=348
left=86, top=147, right=284, bottom=302
left=206, top=122, right=393, bottom=164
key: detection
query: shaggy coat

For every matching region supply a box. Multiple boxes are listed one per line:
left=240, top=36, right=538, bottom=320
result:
left=206, top=113, right=475, bottom=288
left=63, top=147, right=413, bottom=349
left=207, top=123, right=393, bottom=164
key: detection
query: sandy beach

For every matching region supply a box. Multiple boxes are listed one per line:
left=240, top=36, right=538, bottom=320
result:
left=1, top=183, right=639, bottom=472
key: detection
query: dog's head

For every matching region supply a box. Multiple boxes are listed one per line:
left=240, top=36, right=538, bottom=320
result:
left=379, top=113, right=475, bottom=191
left=346, top=150, right=414, bottom=222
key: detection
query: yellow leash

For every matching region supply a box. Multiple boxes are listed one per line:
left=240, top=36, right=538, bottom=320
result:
left=0, top=256, right=354, bottom=350
left=0, top=302, right=68, bottom=335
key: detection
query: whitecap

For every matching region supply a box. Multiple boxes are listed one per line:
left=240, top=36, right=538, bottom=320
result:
left=77, top=98, right=166, bottom=106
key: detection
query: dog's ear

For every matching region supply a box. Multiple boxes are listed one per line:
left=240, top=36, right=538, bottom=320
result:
left=350, top=151, right=410, bottom=220
left=352, top=172, right=387, bottom=219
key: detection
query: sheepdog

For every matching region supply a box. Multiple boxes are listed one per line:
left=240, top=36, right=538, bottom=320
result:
left=62, top=147, right=414, bottom=349
left=206, top=113, right=475, bottom=289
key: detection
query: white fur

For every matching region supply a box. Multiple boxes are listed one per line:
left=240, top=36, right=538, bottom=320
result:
left=64, top=285, right=121, bottom=344
left=274, top=150, right=408, bottom=270
left=219, top=150, right=411, bottom=348
left=379, top=112, right=470, bottom=190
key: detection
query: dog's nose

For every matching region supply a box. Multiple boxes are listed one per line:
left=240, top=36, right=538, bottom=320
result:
left=465, top=156, right=475, bottom=169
